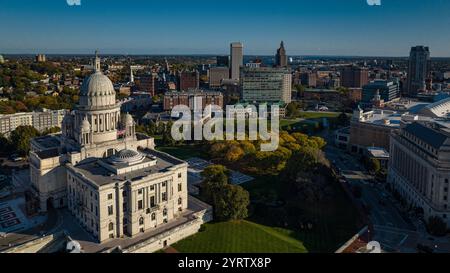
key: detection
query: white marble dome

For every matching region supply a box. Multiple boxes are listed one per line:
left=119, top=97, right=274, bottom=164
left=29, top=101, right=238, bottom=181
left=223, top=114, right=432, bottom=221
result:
left=79, top=71, right=116, bottom=108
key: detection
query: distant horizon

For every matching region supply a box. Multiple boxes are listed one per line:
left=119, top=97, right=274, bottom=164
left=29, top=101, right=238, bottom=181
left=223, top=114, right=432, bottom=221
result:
left=3, top=52, right=450, bottom=59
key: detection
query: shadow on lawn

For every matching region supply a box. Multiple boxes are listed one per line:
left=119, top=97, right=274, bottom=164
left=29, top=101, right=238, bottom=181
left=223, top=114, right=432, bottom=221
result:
left=245, top=175, right=364, bottom=253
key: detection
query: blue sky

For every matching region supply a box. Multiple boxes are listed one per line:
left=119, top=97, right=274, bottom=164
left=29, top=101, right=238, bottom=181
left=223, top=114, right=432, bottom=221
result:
left=0, top=0, right=449, bottom=56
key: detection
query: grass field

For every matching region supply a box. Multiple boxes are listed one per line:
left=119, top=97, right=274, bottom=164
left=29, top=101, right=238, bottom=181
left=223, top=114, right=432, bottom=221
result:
left=243, top=175, right=362, bottom=252
left=173, top=220, right=307, bottom=253
left=298, top=111, right=341, bottom=119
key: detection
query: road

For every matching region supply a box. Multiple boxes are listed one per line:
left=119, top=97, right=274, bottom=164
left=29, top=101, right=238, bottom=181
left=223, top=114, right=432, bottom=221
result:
left=323, top=130, right=421, bottom=252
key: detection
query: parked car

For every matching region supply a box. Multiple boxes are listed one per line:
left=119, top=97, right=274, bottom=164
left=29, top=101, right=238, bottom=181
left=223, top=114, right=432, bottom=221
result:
left=10, top=154, right=24, bottom=162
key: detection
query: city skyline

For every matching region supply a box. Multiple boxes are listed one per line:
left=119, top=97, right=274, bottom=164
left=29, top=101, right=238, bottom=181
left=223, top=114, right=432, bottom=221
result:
left=1, top=0, right=450, bottom=56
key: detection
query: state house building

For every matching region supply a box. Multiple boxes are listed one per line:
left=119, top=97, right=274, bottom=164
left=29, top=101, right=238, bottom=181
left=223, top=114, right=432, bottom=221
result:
left=27, top=53, right=211, bottom=247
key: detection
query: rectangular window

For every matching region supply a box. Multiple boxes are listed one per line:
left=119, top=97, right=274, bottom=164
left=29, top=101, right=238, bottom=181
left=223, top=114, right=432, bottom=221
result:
left=138, top=200, right=143, bottom=210
left=150, top=185, right=155, bottom=191
left=108, top=205, right=113, bottom=216
left=108, top=193, right=113, bottom=200
left=162, top=193, right=167, bottom=202
left=178, top=184, right=182, bottom=192
left=150, top=196, right=155, bottom=207
left=138, top=189, right=143, bottom=195
left=178, top=173, right=182, bottom=178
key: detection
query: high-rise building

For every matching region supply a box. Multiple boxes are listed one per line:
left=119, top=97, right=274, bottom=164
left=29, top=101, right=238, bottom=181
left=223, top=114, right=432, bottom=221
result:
left=230, top=42, right=243, bottom=80
left=216, top=56, right=229, bottom=67
left=137, top=74, right=157, bottom=96
left=0, top=54, right=4, bottom=64
left=179, top=70, right=200, bottom=91
left=340, top=66, right=369, bottom=88
left=241, top=67, right=292, bottom=104
left=275, top=41, right=288, bottom=68
left=209, top=67, right=230, bottom=89
left=389, top=121, right=450, bottom=226
left=407, top=46, right=431, bottom=96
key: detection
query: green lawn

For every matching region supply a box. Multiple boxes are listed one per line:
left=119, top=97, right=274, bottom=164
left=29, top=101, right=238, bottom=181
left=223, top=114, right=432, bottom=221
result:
left=173, top=220, right=307, bottom=253
left=243, top=175, right=362, bottom=253
left=298, top=111, right=341, bottom=119
left=280, top=118, right=304, bottom=127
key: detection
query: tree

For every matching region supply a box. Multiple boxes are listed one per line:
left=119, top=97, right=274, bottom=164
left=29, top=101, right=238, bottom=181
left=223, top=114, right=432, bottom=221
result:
left=366, top=158, right=381, bottom=174
left=200, top=165, right=249, bottom=221
left=162, top=121, right=177, bottom=146
left=225, top=145, right=244, bottom=162
left=10, top=126, right=40, bottom=156
left=427, top=216, right=448, bottom=237
left=201, top=165, right=230, bottom=204
left=214, top=184, right=250, bottom=221
left=0, top=133, right=10, bottom=155
left=294, top=84, right=306, bottom=99
left=286, top=102, right=302, bottom=118
left=337, top=112, right=350, bottom=126
left=42, top=127, right=61, bottom=136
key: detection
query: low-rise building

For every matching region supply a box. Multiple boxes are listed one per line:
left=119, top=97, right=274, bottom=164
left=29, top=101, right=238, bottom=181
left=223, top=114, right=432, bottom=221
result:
left=366, top=147, right=390, bottom=169
left=0, top=109, right=67, bottom=136
left=163, top=90, right=223, bottom=111
left=361, top=80, right=400, bottom=108
left=349, top=107, right=403, bottom=153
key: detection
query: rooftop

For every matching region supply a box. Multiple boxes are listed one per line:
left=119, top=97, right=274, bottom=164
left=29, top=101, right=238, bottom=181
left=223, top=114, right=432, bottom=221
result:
left=69, top=149, right=186, bottom=187
left=32, top=135, right=61, bottom=150
left=359, top=110, right=402, bottom=127
left=404, top=122, right=449, bottom=150
left=367, top=147, right=390, bottom=159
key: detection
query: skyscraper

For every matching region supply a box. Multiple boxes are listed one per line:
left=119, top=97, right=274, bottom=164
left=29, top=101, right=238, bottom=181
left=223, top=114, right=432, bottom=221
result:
left=407, top=46, right=431, bottom=97
left=230, top=42, right=243, bottom=80
left=275, top=41, right=288, bottom=68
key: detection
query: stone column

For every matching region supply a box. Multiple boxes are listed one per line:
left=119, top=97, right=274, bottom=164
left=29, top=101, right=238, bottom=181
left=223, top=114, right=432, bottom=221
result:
left=115, top=183, right=123, bottom=238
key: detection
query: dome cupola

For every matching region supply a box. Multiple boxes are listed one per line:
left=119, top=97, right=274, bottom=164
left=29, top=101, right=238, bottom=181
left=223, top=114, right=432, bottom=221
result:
left=78, top=52, right=116, bottom=109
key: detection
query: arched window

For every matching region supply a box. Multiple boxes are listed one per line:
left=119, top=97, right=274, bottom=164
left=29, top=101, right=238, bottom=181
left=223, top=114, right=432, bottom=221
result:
left=108, top=222, right=114, bottom=231
left=151, top=213, right=156, bottom=221
left=178, top=198, right=182, bottom=205
left=139, top=217, right=144, bottom=226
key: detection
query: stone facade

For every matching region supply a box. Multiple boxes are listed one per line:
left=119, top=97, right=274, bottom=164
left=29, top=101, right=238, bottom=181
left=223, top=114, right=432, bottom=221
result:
left=388, top=122, right=450, bottom=225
